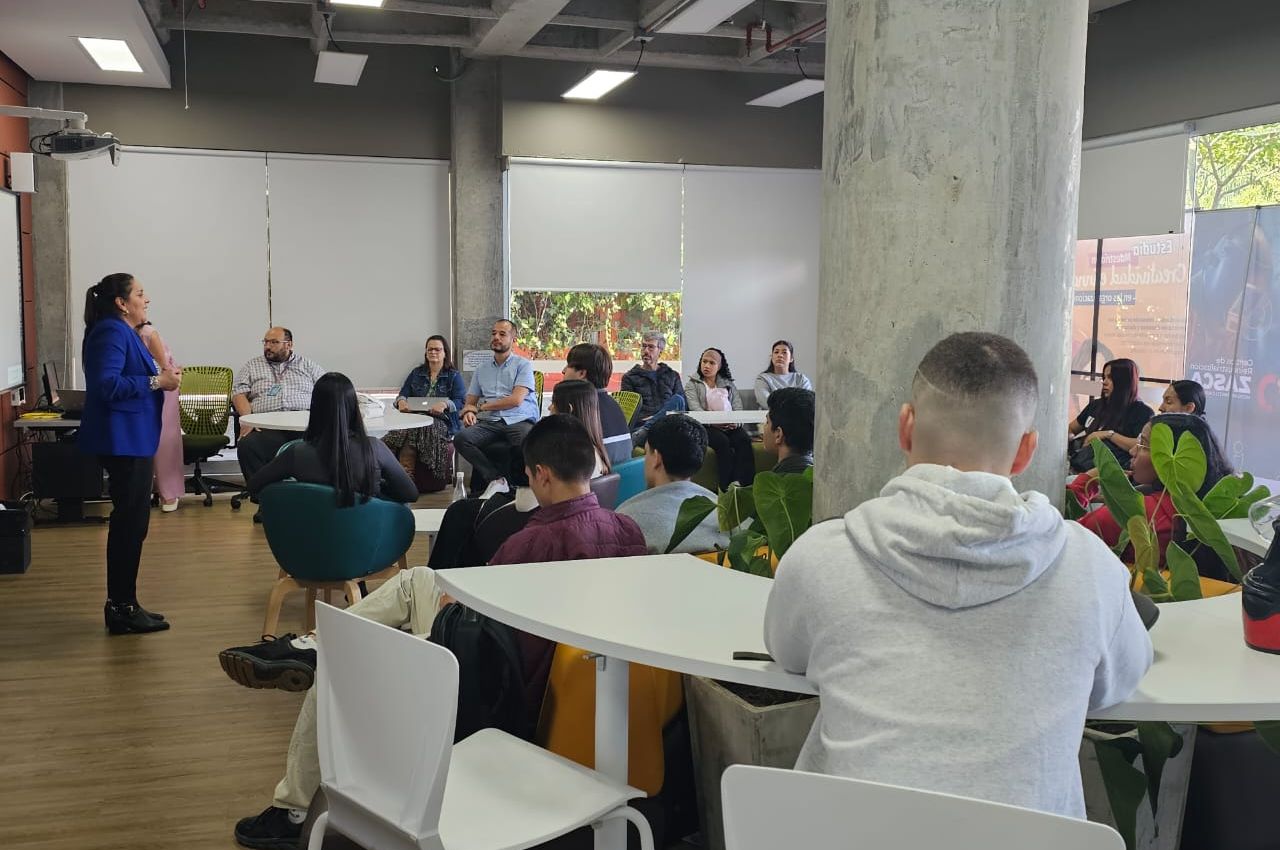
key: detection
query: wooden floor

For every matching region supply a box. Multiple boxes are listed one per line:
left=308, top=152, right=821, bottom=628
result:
left=0, top=491, right=448, bottom=850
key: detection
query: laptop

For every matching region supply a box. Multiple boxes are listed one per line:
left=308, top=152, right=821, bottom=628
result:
left=56, top=389, right=86, bottom=418
left=404, top=397, right=452, bottom=413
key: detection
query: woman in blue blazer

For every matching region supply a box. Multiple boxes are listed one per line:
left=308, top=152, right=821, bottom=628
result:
left=81, top=273, right=181, bottom=635
left=383, top=334, right=467, bottom=487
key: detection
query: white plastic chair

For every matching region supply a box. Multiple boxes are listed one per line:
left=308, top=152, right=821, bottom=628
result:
left=721, top=765, right=1123, bottom=850
left=309, top=602, right=654, bottom=850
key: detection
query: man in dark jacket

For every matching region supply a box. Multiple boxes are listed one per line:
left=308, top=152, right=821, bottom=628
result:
left=621, top=331, right=686, bottom=446
left=226, top=416, right=646, bottom=850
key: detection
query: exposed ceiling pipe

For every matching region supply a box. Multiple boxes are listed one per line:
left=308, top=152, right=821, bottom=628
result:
left=763, top=17, right=825, bottom=54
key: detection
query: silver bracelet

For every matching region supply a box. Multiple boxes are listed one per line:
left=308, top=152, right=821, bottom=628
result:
left=149, top=375, right=160, bottom=392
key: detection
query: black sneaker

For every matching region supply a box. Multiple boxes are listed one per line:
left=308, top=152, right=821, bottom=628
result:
left=234, top=805, right=301, bottom=850
left=219, top=634, right=315, bottom=691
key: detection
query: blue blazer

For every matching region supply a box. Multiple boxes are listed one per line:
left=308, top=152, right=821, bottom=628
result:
left=79, top=316, right=162, bottom=458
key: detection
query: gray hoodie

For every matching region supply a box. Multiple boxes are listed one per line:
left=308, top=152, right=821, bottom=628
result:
left=764, top=464, right=1152, bottom=818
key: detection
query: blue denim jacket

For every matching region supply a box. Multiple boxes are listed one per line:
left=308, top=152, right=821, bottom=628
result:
left=397, top=366, right=466, bottom=435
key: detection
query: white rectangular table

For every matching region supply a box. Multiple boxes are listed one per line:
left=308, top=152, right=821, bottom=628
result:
left=435, top=555, right=1280, bottom=849
left=1220, top=517, right=1273, bottom=559
left=686, top=410, right=767, bottom=426
left=413, top=508, right=446, bottom=557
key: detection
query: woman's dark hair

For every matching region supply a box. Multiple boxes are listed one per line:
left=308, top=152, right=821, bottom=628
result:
left=84, top=273, right=135, bottom=328
left=303, top=372, right=378, bottom=507
left=566, top=343, right=613, bottom=389
left=1170, top=379, right=1207, bottom=417
left=764, top=340, right=798, bottom=374
left=551, top=379, right=609, bottom=473
left=1147, top=413, right=1233, bottom=499
left=1090, top=358, right=1141, bottom=433
left=425, top=334, right=455, bottom=371
left=695, top=347, right=734, bottom=383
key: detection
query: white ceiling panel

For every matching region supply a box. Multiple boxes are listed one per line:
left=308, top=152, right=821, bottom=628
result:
left=0, top=0, right=170, bottom=88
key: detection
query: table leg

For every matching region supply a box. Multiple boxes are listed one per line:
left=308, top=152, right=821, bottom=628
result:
left=595, top=654, right=629, bottom=850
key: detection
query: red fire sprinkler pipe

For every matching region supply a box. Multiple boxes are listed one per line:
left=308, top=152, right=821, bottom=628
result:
left=764, top=18, right=827, bottom=54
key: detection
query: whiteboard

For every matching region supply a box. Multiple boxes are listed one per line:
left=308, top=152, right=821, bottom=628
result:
left=67, top=148, right=270, bottom=383
left=682, top=166, right=822, bottom=403
left=1079, top=127, right=1190, bottom=240
left=0, top=190, right=23, bottom=389
left=508, top=159, right=683, bottom=293
left=264, top=154, right=450, bottom=388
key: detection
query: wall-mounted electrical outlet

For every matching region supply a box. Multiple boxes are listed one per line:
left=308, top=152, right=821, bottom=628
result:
left=10, top=386, right=24, bottom=406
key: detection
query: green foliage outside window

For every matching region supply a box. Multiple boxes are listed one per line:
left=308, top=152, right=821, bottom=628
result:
left=1190, top=123, right=1280, bottom=210
left=510, top=290, right=682, bottom=361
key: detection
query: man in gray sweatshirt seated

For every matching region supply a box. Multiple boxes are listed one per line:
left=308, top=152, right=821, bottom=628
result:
left=617, top=413, right=729, bottom=554
left=764, top=331, right=1152, bottom=819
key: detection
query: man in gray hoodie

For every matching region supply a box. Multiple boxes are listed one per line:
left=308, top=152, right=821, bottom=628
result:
left=764, top=332, right=1152, bottom=819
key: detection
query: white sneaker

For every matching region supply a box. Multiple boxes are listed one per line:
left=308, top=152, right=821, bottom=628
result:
left=161, top=499, right=179, bottom=512
left=479, top=478, right=510, bottom=501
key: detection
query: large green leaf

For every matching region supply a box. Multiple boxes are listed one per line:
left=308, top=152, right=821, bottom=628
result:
left=717, top=484, right=756, bottom=533
left=1256, top=721, right=1280, bottom=755
left=1096, top=442, right=1146, bottom=532
left=745, top=555, right=774, bottom=578
left=752, top=471, right=813, bottom=559
left=1149, top=423, right=1207, bottom=497
left=1169, top=481, right=1243, bottom=581
left=1141, top=566, right=1169, bottom=599
left=665, top=495, right=717, bottom=554
left=1202, top=473, right=1253, bottom=518
left=1093, top=737, right=1147, bottom=850
left=1064, top=488, right=1088, bottom=521
left=1165, top=543, right=1204, bottom=601
left=1127, top=516, right=1159, bottom=577
left=726, top=529, right=766, bottom=574
left=1136, top=722, right=1185, bottom=820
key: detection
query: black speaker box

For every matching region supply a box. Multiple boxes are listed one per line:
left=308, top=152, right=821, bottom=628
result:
left=32, top=442, right=104, bottom=499
left=0, top=501, right=32, bottom=574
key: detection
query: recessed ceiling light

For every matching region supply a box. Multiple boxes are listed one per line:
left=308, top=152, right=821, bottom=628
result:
left=331, top=0, right=385, bottom=6
left=658, top=0, right=754, bottom=34
left=562, top=70, right=636, bottom=101
left=76, top=38, right=143, bottom=73
left=747, top=78, right=824, bottom=108
left=315, top=51, right=368, bottom=86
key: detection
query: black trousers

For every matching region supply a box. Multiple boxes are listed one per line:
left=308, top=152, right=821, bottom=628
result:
left=236, top=428, right=294, bottom=482
left=98, top=455, right=155, bottom=603
left=453, top=419, right=534, bottom=492
left=705, top=426, right=756, bottom=490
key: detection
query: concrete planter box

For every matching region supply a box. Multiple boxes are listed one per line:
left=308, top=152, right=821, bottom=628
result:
left=684, top=674, right=819, bottom=850
left=1080, top=724, right=1198, bottom=850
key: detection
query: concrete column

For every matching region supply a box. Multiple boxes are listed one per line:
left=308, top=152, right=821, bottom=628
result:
left=26, top=81, right=70, bottom=385
left=449, top=57, right=505, bottom=356
left=814, top=0, right=1087, bottom=519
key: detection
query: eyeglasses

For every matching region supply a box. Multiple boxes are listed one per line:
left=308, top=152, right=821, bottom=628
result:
left=262, top=339, right=288, bottom=346
left=1135, top=437, right=1150, bottom=452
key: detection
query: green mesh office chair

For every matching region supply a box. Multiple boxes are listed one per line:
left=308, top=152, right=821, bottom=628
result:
left=258, top=482, right=414, bottom=635
left=610, top=390, right=642, bottom=427
left=533, top=370, right=545, bottom=412
left=178, top=366, right=238, bottom=507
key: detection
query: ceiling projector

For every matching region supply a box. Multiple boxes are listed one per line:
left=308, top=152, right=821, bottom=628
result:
left=45, top=127, right=119, bottom=162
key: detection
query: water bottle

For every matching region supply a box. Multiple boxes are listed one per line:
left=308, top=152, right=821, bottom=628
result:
left=451, top=471, right=466, bottom=503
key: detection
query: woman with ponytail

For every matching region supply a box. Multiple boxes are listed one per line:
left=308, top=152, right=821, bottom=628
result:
left=81, top=274, right=182, bottom=635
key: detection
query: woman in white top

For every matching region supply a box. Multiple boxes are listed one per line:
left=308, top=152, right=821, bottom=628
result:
left=754, top=339, right=814, bottom=408
left=550, top=379, right=611, bottom=478
left=685, top=347, right=755, bottom=490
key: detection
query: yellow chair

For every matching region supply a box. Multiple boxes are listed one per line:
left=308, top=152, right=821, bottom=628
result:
left=537, top=643, right=684, bottom=795
left=611, top=390, right=642, bottom=426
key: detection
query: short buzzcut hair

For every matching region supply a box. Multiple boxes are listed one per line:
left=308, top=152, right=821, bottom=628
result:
left=912, top=332, right=1039, bottom=459
left=645, top=414, right=708, bottom=478
left=566, top=343, right=613, bottom=389
left=767, top=387, right=815, bottom=454
left=522, top=414, right=597, bottom=484
left=641, top=331, right=666, bottom=352
left=494, top=318, right=518, bottom=334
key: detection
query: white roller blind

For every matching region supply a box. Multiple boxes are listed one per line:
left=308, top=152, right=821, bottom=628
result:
left=682, top=166, right=821, bottom=402
left=508, top=159, right=682, bottom=292
left=67, top=148, right=270, bottom=382
left=0, top=191, right=23, bottom=390
left=265, top=154, right=450, bottom=388
left=1078, top=125, right=1190, bottom=240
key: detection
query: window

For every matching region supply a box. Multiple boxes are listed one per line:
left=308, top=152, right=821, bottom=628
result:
left=1191, top=122, right=1280, bottom=211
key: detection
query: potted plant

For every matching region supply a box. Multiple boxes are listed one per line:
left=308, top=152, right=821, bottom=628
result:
left=667, top=468, right=817, bottom=850
left=1072, top=422, right=1277, bottom=850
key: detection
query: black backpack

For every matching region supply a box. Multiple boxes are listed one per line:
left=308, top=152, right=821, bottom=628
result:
left=428, top=602, right=532, bottom=743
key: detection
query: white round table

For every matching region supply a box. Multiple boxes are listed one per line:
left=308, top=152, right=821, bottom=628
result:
left=1220, top=517, right=1274, bottom=559
left=687, top=410, right=767, bottom=426
left=239, top=409, right=435, bottom=437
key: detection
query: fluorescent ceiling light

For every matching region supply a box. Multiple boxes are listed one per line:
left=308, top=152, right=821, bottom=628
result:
left=76, top=38, right=143, bottom=73
left=331, top=0, right=385, bottom=6
left=658, top=0, right=754, bottom=34
left=747, top=78, right=825, bottom=108
left=562, top=70, right=636, bottom=101
left=315, top=50, right=368, bottom=86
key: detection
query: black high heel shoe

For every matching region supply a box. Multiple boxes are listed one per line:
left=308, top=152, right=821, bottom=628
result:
left=104, top=601, right=170, bottom=635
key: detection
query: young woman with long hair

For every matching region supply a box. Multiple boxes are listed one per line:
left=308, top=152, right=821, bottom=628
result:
left=754, top=339, right=814, bottom=408
left=1068, top=358, right=1153, bottom=471
left=685, top=347, right=755, bottom=490
left=550, top=378, right=610, bottom=476
left=249, top=372, right=418, bottom=506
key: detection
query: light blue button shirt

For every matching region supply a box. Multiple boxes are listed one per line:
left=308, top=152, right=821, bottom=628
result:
left=467, top=353, right=539, bottom=424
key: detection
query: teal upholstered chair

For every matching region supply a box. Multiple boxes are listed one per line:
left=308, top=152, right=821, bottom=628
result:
left=259, top=482, right=415, bottom=635
left=613, top=457, right=647, bottom=507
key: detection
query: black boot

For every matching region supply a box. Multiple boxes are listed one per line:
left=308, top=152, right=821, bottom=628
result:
left=104, top=601, right=171, bottom=635
left=135, top=604, right=165, bottom=622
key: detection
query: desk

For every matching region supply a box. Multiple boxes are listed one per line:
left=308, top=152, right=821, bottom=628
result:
left=14, top=416, right=107, bottom=524
left=240, top=410, right=432, bottom=437
left=13, top=416, right=82, bottom=430
left=686, top=410, right=767, bottom=427
left=413, top=508, right=446, bottom=556
left=436, top=555, right=1280, bottom=848
left=1220, top=517, right=1273, bottom=559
